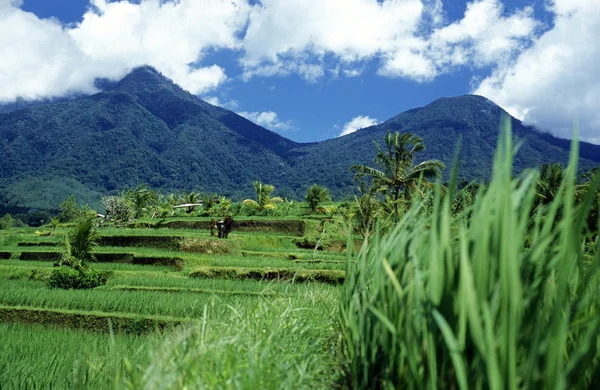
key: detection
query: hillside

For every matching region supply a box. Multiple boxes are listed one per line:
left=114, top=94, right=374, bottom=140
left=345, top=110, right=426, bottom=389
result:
left=0, top=67, right=300, bottom=208
left=286, top=95, right=600, bottom=197
left=0, top=67, right=598, bottom=208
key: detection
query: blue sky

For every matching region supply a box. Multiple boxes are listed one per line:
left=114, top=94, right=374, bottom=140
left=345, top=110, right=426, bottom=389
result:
left=1, top=0, right=599, bottom=143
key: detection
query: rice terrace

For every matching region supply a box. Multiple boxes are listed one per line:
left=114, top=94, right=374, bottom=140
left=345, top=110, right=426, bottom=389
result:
left=1, top=0, right=600, bottom=388
left=1, top=120, right=599, bottom=388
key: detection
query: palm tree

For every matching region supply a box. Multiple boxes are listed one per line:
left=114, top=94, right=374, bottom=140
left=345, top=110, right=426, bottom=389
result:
left=243, top=181, right=283, bottom=212
left=201, top=192, right=219, bottom=215
left=125, top=184, right=156, bottom=218
left=67, top=218, right=98, bottom=268
left=180, top=191, right=201, bottom=214
left=536, top=163, right=565, bottom=206
left=305, top=184, right=332, bottom=213
left=351, top=131, right=445, bottom=220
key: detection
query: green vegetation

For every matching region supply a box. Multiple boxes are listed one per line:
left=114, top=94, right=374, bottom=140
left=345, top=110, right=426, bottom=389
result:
left=243, top=180, right=284, bottom=213
left=339, top=122, right=600, bottom=388
left=0, top=323, right=151, bottom=388
left=1, top=100, right=599, bottom=388
left=3, top=69, right=600, bottom=212
left=352, top=130, right=445, bottom=219
left=305, top=183, right=332, bottom=213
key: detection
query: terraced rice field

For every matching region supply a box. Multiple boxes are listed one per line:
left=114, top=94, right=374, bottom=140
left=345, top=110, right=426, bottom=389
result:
left=0, top=217, right=347, bottom=388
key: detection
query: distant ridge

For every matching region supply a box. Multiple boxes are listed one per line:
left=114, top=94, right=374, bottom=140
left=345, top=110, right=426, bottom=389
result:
left=0, top=66, right=598, bottom=209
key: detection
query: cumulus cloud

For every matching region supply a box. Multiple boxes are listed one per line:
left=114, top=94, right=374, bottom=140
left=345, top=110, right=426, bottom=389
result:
left=339, top=116, right=379, bottom=137
left=1, top=0, right=598, bottom=144
left=0, top=0, right=248, bottom=102
left=203, top=96, right=239, bottom=110
left=473, top=0, right=600, bottom=143
left=238, top=111, right=294, bottom=131
left=242, top=0, right=538, bottom=82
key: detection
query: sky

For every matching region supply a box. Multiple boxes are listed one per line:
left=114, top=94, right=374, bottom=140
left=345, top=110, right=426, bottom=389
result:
left=0, top=0, right=598, bottom=144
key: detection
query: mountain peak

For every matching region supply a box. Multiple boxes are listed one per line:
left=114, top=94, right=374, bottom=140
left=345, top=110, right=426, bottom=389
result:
left=113, top=65, right=173, bottom=91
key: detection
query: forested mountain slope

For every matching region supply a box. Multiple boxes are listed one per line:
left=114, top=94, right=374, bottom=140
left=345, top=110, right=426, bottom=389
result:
left=1, top=67, right=598, bottom=208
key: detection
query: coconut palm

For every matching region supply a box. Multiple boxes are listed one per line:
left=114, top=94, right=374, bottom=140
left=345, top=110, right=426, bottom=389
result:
left=243, top=181, right=283, bottom=212
left=67, top=217, right=98, bottom=267
left=305, top=184, right=332, bottom=213
left=351, top=131, right=445, bottom=220
left=125, top=184, right=157, bottom=218
left=180, top=191, right=202, bottom=214
left=536, top=163, right=565, bottom=206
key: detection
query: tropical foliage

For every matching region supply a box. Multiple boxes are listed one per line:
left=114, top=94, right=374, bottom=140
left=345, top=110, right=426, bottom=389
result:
left=340, top=122, right=600, bottom=389
left=351, top=131, right=445, bottom=219
left=243, top=181, right=283, bottom=212
left=305, top=184, right=331, bottom=213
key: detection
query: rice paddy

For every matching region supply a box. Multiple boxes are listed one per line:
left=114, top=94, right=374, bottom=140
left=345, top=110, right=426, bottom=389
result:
left=1, top=124, right=599, bottom=388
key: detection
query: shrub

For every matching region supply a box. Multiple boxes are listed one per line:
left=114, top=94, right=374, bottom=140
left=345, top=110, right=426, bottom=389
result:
left=0, top=213, right=16, bottom=230
left=48, top=266, right=112, bottom=289
left=101, top=195, right=134, bottom=225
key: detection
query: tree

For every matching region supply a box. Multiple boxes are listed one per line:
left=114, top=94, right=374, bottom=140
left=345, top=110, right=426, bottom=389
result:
left=201, top=192, right=219, bottom=215
left=243, top=181, right=283, bottom=212
left=65, top=218, right=98, bottom=268
left=58, top=195, right=95, bottom=222
left=351, top=131, right=445, bottom=220
left=305, top=184, right=331, bottom=213
left=125, top=184, right=156, bottom=218
left=180, top=191, right=201, bottom=214
left=536, top=163, right=565, bottom=207
left=0, top=213, right=16, bottom=230
left=352, top=194, right=381, bottom=239
left=101, top=196, right=134, bottom=225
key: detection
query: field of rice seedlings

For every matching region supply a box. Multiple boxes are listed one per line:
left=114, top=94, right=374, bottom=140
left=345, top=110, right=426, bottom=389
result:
left=0, top=206, right=345, bottom=388
left=1, top=123, right=598, bottom=388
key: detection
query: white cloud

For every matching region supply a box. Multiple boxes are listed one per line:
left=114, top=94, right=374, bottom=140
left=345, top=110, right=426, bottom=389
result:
left=242, top=0, right=538, bottom=82
left=203, top=95, right=239, bottom=110
left=473, top=0, right=600, bottom=143
left=238, top=111, right=293, bottom=131
left=0, top=0, right=248, bottom=102
left=339, top=115, right=379, bottom=136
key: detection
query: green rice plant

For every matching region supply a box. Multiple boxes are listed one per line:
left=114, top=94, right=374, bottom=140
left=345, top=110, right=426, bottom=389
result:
left=0, top=323, right=152, bottom=388
left=0, top=279, right=263, bottom=319
left=339, top=120, right=600, bottom=389
left=110, top=285, right=279, bottom=297
left=105, top=274, right=339, bottom=296
left=114, top=299, right=339, bottom=389
left=189, top=266, right=345, bottom=284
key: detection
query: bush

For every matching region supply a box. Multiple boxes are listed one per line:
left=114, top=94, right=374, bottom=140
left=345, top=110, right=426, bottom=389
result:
left=101, top=195, right=134, bottom=225
left=0, top=213, right=16, bottom=230
left=48, top=266, right=112, bottom=289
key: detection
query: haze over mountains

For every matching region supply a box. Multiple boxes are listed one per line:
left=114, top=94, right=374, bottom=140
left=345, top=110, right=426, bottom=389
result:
left=1, top=66, right=598, bottom=210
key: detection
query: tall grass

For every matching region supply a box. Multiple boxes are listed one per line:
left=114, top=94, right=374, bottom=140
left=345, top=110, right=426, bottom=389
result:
left=0, top=323, right=151, bottom=388
left=0, top=279, right=264, bottom=319
left=339, top=120, right=600, bottom=388
left=114, top=299, right=340, bottom=389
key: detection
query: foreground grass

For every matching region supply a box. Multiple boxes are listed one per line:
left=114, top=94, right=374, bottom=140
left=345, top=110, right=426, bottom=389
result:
left=115, top=300, right=340, bottom=389
left=0, top=323, right=151, bottom=388
left=340, top=123, right=600, bottom=388
left=0, top=297, right=339, bottom=389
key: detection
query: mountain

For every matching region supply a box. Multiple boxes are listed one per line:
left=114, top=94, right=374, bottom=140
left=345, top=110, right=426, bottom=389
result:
left=284, top=95, right=600, bottom=197
left=0, top=67, right=599, bottom=210
left=0, top=66, right=300, bottom=208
